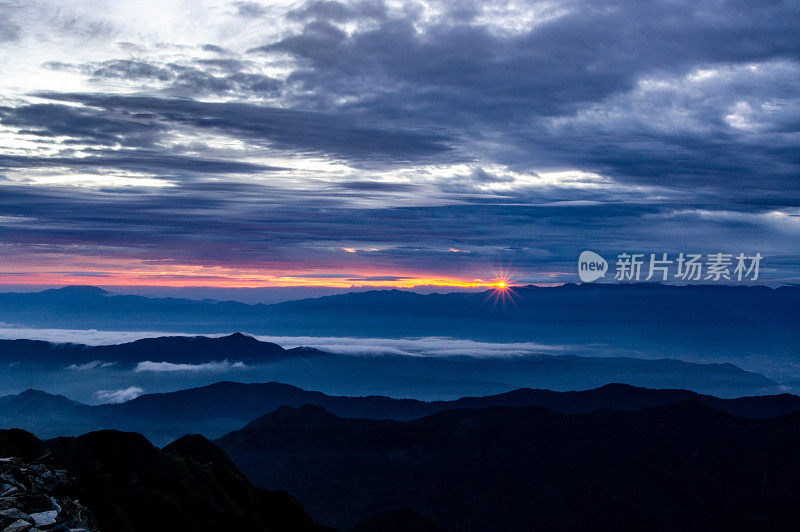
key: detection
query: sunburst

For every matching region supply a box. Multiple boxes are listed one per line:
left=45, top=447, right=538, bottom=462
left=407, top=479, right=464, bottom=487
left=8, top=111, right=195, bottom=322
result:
left=484, top=266, right=519, bottom=311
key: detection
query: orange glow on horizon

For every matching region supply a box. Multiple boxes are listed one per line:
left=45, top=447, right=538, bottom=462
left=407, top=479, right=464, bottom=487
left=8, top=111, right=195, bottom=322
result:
left=0, top=260, right=505, bottom=290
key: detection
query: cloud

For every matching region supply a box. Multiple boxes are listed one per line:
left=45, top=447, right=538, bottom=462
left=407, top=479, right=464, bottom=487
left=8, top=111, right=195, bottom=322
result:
left=0, top=20, right=19, bottom=42
left=201, top=44, right=229, bottom=54
left=1, top=179, right=798, bottom=284
left=0, top=102, right=164, bottom=148
left=67, top=360, right=116, bottom=370
left=0, top=326, right=201, bottom=345
left=241, top=0, right=800, bottom=196
left=0, top=0, right=799, bottom=284
left=286, top=0, right=387, bottom=22
left=4, top=93, right=453, bottom=166
left=0, top=152, right=276, bottom=176
left=255, top=0, right=800, bottom=122
left=254, top=335, right=571, bottom=358
left=95, top=386, right=144, bottom=403
left=0, top=325, right=572, bottom=358
left=134, top=360, right=248, bottom=372
left=234, top=1, right=269, bottom=18
left=87, top=59, right=283, bottom=96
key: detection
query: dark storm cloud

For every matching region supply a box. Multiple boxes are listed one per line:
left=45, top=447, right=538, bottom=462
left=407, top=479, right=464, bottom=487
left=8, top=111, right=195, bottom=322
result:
left=339, top=181, right=417, bottom=192
left=248, top=0, right=800, bottom=195
left=45, top=58, right=283, bottom=97
left=260, top=0, right=799, bottom=117
left=32, top=0, right=799, bottom=194
left=0, top=101, right=278, bottom=176
left=0, top=153, right=277, bottom=175
left=287, top=0, right=388, bottom=22
left=27, top=93, right=454, bottom=164
left=0, top=102, right=164, bottom=148
left=0, top=182, right=605, bottom=269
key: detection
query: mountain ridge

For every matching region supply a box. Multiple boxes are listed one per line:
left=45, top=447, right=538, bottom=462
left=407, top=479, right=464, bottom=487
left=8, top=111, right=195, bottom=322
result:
left=215, top=400, right=800, bottom=531
left=0, top=428, right=333, bottom=532
left=5, top=381, right=800, bottom=445
left=2, top=283, right=798, bottom=339
left=3, top=284, right=799, bottom=385
left=0, top=333, right=321, bottom=368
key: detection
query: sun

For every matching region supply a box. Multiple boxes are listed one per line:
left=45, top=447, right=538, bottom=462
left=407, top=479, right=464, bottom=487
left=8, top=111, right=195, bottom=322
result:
left=485, top=273, right=518, bottom=311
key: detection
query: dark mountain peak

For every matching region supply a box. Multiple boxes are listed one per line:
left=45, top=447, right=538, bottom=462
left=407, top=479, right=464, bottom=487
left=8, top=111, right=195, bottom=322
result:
left=496, top=382, right=654, bottom=398
left=45, top=429, right=332, bottom=532
left=3, top=389, right=80, bottom=408
left=44, top=430, right=162, bottom=478
left=588, top=382, right=698, bottom=399
left=0, top=428, right=47, bottom=461
left=44, top=285, right=109, bottom=297
left=163, top=434, right=232, bottom=466
left=114, top=333, right=288, bottom=363
left=225, top=331, right=252, bottom=339
left=183, top=333, right=280, bottom=349
left=594, top=382, right=644, bottom=392
left=74, top=429, right=156, bottom=457
left=18, top=388, right=63, bottom=398
left=218, top=332, right=263, bottom=345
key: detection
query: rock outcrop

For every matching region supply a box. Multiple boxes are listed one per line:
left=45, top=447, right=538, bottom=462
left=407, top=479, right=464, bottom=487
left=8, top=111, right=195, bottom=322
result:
left=1, top=428, right=333, bottom=532
left=0, top=448, right=97, bottom=532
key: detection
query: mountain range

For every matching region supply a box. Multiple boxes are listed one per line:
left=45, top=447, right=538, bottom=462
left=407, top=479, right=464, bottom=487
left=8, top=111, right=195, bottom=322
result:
left=7, top=379, right=800, bottom=530
left=0, top=329, right=787, bottom=404
left=217, top=401, right=800, bottom=531
left=0, top=332, right=321, bottom=369
left=4, top=381, right=800, bottom=445
left=0, top=284, right=798, bottom=358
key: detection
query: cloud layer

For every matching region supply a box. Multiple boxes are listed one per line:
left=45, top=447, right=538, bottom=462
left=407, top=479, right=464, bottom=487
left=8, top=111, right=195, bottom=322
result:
left=134, top=360, right=248, bottom=372
left=1, top=0, right=799, bottom=286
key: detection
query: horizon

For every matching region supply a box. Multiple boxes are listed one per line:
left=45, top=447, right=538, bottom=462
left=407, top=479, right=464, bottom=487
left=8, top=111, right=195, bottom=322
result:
left=0, top=280, right=797, bottom=305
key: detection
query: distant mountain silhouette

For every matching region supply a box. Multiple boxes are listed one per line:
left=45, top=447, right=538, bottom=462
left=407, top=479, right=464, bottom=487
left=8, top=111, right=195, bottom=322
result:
left=217, top=402, right=800, bottom=531
left=5, top=381, right=800, bottom=445
left=0, top=328, right=783, bottom=402
left=0, top=333, right=321, bottom=368
left=1, top=284, right=798, bottom=358
left=3, top=284, right=799, bottom=395
left=41, top=285, right=110, bottom=298
left=0, top=428, right=332, bottom=532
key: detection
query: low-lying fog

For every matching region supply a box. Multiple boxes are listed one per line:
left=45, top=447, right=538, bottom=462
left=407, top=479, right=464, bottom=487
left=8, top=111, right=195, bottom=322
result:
left=0, top=326, right=795, bottom=404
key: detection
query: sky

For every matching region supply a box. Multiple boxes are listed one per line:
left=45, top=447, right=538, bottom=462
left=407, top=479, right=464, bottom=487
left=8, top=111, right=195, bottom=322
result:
left=0, top=0, right=799, bottom=291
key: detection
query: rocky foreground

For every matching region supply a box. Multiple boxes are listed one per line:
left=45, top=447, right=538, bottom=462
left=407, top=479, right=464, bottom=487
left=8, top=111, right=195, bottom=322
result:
left=0, top=434, right=96, bottom=532
left=0, top=428, right=332, bottom=532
